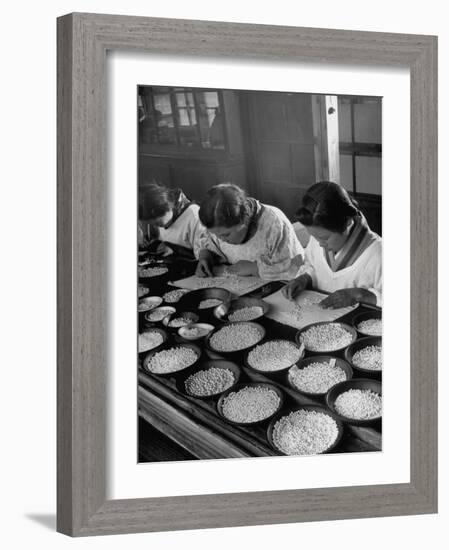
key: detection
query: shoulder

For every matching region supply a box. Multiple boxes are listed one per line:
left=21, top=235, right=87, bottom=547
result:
left=260, top=204, right=292, bottom=226
left=364, top=235, right=382, bottom=258
left=179, top=204, right=200, bottom=222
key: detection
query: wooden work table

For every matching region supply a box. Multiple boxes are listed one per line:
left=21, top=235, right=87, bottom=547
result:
left=138, top=258, right=382, bottom=460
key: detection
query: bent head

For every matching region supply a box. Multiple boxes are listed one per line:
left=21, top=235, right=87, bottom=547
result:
left=296, top=181, right=359, bottom=252
left=139, top=182, right=175, bottom=228
left=199, top=183, right=251, bottom=244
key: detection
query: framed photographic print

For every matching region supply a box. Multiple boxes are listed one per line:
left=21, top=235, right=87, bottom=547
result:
left=57, top=12, right=437, bottom=536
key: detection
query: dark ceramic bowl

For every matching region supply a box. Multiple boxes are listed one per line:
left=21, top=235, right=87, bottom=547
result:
left=326, top=378, right=382, bottom=426
left=142, top=342, right=202, bottom=378
left=138, top=327, right=168, bottom=357
left=177, top=287, right=232, bottom=312
left=287, top=355, right=353, bottom=397
left=205, top=321, right=266, bottom=355
left=352, top=310, right=382, bottom=337
left=267, top=405, right=344, bottom=456
left=344, top=337, right=382, bottom=377
left=213, top=296, right=269, bottom=323
left=244, top=338, right=305, bottom=380
left=216, top=382, right=284, bottom=426
left=295, top=321, right=357, bottom=354
left=175, top=359, right=242, bottom=400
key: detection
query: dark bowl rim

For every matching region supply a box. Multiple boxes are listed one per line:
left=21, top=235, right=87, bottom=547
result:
left=138, top=327, right=169, bottom=356
left=176, top=359, right=242, bottom=399
left=143, top=305, right=177, bottom=323
left=287, top=355, right=354, bottom=397
left=295, top=321, right=358, bottom=353
left=352, top=310, right=383, bottom=336
left=141, top=341, right=203, bottom=377
left=243, top=337, right=305, bottom=375
left=325, top=377, right=382, bottom=424
left=138, top=266, right=170, bottom=281
left=162, top=310, right=200, bottom=329
left=205, top=321, right=266, bottom=354
left=216, top=381, right=284, bottom=426
left=344, top=336, right=382, bottom=375
left=213, top=297, right=269, bottom=322
left=177, top=287, right=233, bottom=309
left=266, top=404, right=344, bottom=456
left=177, top=322, right=215, bottom=341
left=138, top=295, right=164, bottom=313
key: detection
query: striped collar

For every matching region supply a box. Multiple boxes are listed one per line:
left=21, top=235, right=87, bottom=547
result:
left=324, top=214, right=377, bottom=272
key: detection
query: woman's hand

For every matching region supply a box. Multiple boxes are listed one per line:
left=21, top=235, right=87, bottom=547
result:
left=212, top=264, right=228, bottom=276
left=195, top=250, right=214, bottom=278
left=319, top=288, right=376, bottom=309
left=226, top=260, right=258, bottom=277
left=282, top=274, right=312, bottom=301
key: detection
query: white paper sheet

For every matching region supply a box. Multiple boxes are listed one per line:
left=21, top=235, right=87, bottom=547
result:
left=169, top=274, right=268, bottom=296
left=264, top=289, right=358, bottom=329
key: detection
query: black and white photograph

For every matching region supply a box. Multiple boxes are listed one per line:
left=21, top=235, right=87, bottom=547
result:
left=137, top=85, right=382, bottom=462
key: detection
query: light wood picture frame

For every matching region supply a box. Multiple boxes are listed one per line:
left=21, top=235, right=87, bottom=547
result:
left=57, top=12, right=437, bottom=536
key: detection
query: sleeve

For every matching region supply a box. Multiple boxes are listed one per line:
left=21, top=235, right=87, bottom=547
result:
left=257, top=213, right=305, bottom=281
left=303, top=239, right=319, bottom=288
left=362, top=245, right=382, bottom=306
left=182, top=210, right=209, bottom=260
left=195, top=229, right=228, bottom=263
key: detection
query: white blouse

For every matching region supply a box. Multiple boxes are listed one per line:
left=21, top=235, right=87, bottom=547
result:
left=305, top=234, right=382, bottom=306
left=199, top=204, right=304, bottom=281
left=158, top=204, right=206, bottom=258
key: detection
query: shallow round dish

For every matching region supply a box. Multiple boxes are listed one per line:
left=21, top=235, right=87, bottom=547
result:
left=178, top=323, right=215, bottom=341
left=138, top=327, right=168, bottom=356
left=325, top=378, right=382, bottom=426
left=287, top=355, right=353, bottom=397
left=144, top=306, right=176, bottom=324
left=162, top=311, right=199, bottom=330
left=352, top=310, right=382, bottom=337
left=175, top=359, right=241, bottom=399
left=216, top=382, right=284, bottom=426
left=214, top=296, right=269, bottom=323
left=142, top=342, right=202, bottom=377
left=138, top=296, right=163, bottom=313
left=206, top=321, right=266, bottom=354
left=344, top=336, right=382, bottom=377
left=295, top=321, right=357, bottom=354
left=177, top=287, right=232, bottom=312
left=244, top=338, right=305, bottom=376
left=138, top=285, right=150, bottom=299
left=267, top=405, right=344, bottom=456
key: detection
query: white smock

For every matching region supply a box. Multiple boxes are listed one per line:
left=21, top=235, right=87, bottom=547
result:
left=199, top=204, right=304, bottom=281
left=305, top=234, right=382, bottom=306
left=158, top=204, right=206, bottom=258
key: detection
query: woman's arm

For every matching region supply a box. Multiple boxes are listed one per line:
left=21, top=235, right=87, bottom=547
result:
left=320, top=287, right=377, bottom=309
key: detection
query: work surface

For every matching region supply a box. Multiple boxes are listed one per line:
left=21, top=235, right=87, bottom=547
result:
left=138, top=257, right=382, bottom=460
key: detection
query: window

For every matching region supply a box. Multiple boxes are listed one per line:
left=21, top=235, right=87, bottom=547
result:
left=338, top=96, right=382, bottom=195
left=138, top=86, right=227, bottom=152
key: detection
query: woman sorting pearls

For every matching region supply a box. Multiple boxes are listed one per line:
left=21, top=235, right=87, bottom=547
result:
left=282, top=181, right=382, bottom=308
left=139, top=181, right=206, bottom=258
left=195, top=183, right=305, bottom=281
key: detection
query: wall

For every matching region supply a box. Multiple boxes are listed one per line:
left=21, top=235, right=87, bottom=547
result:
left=1, top=1, right=446, bottom=549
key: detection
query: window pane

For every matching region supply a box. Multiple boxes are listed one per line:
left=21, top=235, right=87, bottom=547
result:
left=354, top=100, right=382, bottom=143
left=195, top=91, right=225, bottom=149
left=355, top=156, right=382, bottom=195
left=152, top=93, right=176, bottom=145
left=175, top=92, right=199, bottom=147
left=339, top=154, right=354, bottom=192
left=338, top=99, right=352, bottom=143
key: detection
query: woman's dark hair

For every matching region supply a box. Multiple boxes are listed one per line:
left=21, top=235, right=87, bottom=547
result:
left=139, top=181, right=175, bottom=220
left=296, top=181, right=359, bottom=233
left=199, top=183, right=251, bottom=229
